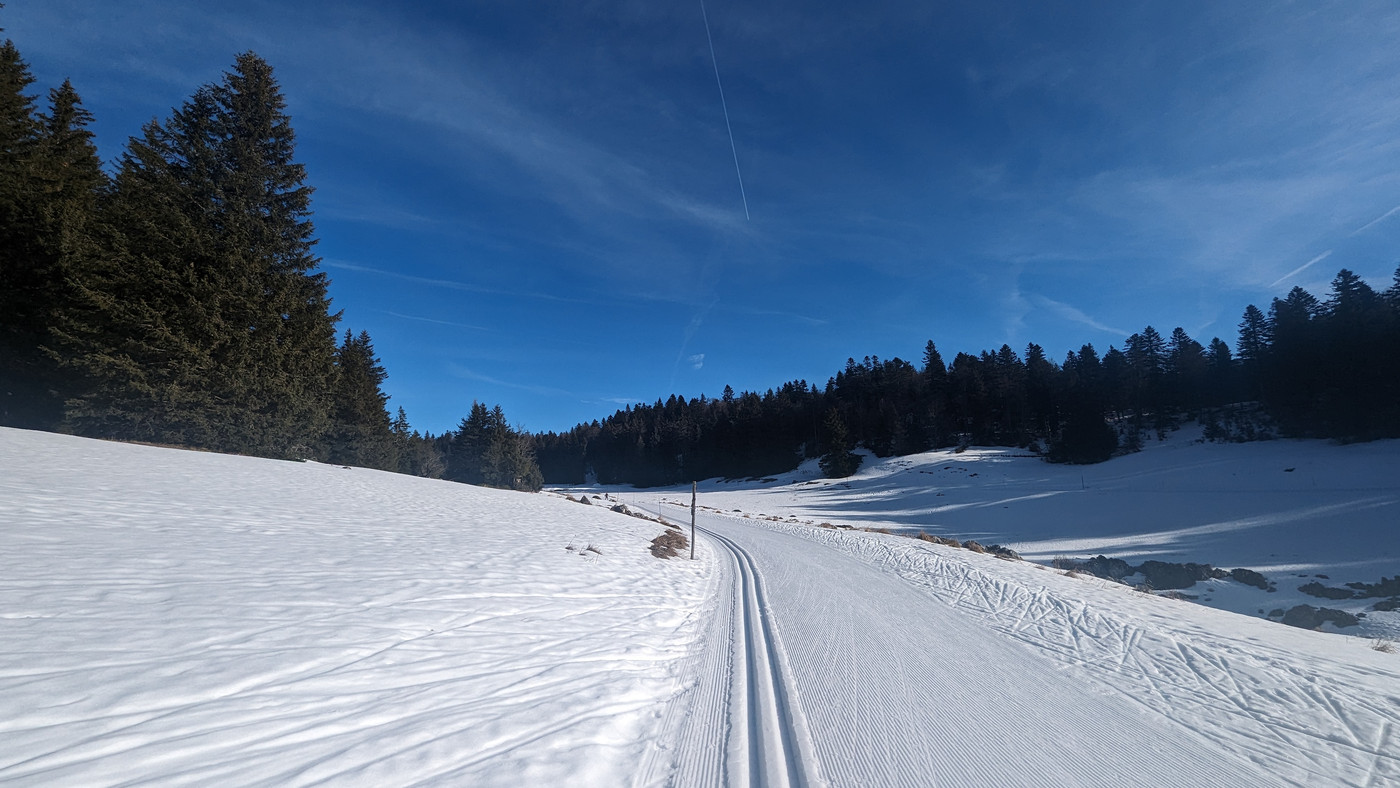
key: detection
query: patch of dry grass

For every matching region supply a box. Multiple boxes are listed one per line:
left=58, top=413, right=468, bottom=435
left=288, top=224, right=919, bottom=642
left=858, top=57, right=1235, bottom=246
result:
left=649, top=529, right=689, bottom=559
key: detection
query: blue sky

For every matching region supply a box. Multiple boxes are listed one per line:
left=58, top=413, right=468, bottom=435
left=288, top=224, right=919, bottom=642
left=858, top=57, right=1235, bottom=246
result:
left=8, top=1, right=1400, bottom=434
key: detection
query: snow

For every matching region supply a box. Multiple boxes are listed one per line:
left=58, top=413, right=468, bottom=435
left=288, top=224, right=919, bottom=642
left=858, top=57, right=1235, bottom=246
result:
left=652, top=427, right=1400, bottom=638
left=4, top=425, right=1399, bottom=786
left=653, top=513, right=1400, bottom=785
left=0, top=428, right=707, bottom=786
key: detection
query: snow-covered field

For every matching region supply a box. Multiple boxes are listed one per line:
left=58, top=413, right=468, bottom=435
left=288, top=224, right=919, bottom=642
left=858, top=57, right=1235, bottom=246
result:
left=0, top=428, right=707, bottom=786
left=4, top=426, right=1399, bottom=786
left=656, top=428, right=1400, bottom=638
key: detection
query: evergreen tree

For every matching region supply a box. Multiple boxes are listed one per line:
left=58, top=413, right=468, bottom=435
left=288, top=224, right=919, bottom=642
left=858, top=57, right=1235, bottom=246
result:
left=1048, top=404, right=1118, bottom=464
left=446, top=402, right=541, bottom=491
left=819, top=408, right=860, bottom=478
left=1165, top=327, right=1207, bottom=412
left=325, top=330, right=397, bottom=469
left=391, top=406, right=414, bottom=473
left=1317, top=269, right=1391, bottom=439
left=56, top=53, right=338, bottom=456
left=1024, top=343, right=1059, bottom=438
left=483, top=406, right=543, bottom=492
left=1263, top=286, right=1322, bottom=432
left=1124, top=326, right=1168, bottom=431
left=0, top=36, right=37, bottom=234
left=0, top=35, right=42, bottom=425
left=1205, top=337, right=1234, bottom=405
left=447, top=402, right=493, bottom=485
left=2, top=58, right=106, bottom=428
left=1048, top=343, right=1118, bottom=462
left=1236, top=304, right=1269, bottom=399
left=1100, top=345, right=1129, bottom=417
left=1325, top=268, right=1381, bottom=322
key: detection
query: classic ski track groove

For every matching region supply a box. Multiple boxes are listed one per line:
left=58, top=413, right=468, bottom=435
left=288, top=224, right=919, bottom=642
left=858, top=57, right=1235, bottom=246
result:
left=702, top=525, right=814, bottom=788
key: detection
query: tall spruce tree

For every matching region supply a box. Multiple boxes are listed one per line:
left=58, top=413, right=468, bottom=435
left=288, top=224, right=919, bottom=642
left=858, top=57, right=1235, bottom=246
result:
left=15, top=81, right=104, bottom=426
left=447, top=402, right=494, bottom=485
left=0, top=34, right=42, bottom=425
left=1317, top=269, right=1389, bottom=439
left=1236, top=304, right=1269, bottom=400
left=1204, top=337, right=1234, bottom=405
left=58, top=53, right=338, bottom=455
left=1166, top=327, right=1207, bottom=412
left=326, top=329, right=397, bottom=469
left=819, top=408, right=860, bottom=478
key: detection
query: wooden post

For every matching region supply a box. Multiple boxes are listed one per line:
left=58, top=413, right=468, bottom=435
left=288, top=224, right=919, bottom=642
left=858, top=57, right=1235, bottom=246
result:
left=690, top=481, right=697, bottom=560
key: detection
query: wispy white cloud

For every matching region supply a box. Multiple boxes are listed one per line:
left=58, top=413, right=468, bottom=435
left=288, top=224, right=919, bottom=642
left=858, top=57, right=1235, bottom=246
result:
left=689, top=353, right=706, bottom=370
left=1000, top=274, right=1030, bottom=342
left=669, top=299, right=719, bottom=390
left=1029, top=295, right=1128, bottom=337
left=324, top=260, right=588, bottom=304
left=971, top=5, right=1400, bottom=298
left=292, top=12, right=753, bottom=241
left=317, top=201, right=438, bottom=232
left=378, top=310, right=492, bottom=332
left=722, top=305, right=827, bottom=327
left=1350, top=204, right=1400, bottom=236
left=444, top=364, right=576, bottom=399
left=1270, top=250, right=1332, bottom=289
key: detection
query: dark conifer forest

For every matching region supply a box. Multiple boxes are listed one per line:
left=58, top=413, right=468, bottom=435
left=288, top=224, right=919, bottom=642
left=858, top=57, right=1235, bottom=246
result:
left=2, top=24, right=1398, bottom=492
left=535, top=271, right=1400, bottom=486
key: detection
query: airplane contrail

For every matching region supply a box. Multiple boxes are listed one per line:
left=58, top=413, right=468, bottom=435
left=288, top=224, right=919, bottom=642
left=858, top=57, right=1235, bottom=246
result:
left=1270, top=249, right=1332, bottom=288
left=700, top=0, right=750, bottom=220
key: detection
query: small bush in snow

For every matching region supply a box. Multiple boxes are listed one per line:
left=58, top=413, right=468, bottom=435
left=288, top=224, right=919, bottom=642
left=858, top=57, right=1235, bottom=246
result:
left=1371, top=639, right=1396, bottom=654
left=1281, top=604, right=1360, bottom=630
left=649, top=530, right=688, bottom=559
left=1229, top=567, right=1271, bottom=590
left=1298, top=581, right=1356, bottom=600
left=986, top=544, right=1021, bottom=561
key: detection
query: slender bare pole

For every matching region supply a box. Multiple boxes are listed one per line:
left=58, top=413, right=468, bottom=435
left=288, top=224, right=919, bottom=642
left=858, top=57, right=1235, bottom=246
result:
left=691, top=481, right=697, bottom=560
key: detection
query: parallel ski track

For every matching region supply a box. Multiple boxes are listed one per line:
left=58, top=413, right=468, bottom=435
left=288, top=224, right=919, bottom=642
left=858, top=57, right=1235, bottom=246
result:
left=702, top=525, right=816, bottom=788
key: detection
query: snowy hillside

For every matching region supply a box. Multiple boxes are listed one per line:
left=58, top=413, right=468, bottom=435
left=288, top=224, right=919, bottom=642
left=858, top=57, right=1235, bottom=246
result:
left=4, top=427, right=1399, bottom=786
left=0, top=428, right=707, bottom=786
left=649, top=428, right=1400, bottom=639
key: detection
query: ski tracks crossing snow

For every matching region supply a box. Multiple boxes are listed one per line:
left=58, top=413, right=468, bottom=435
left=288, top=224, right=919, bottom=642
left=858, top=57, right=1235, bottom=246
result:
left=638, top=518, right=819, bottom=787
left=745, top=517, right=1400, bottom=786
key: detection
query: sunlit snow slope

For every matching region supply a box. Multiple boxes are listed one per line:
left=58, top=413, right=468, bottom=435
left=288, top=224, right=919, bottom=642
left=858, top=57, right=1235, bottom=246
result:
left=660, top=430, right=1400, bottom=638
left=0, top=428, right=706, bottom=787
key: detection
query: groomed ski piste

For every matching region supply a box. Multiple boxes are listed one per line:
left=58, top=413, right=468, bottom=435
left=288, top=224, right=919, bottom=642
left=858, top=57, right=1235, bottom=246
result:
left=2, top=426, right=1398, bottom=786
